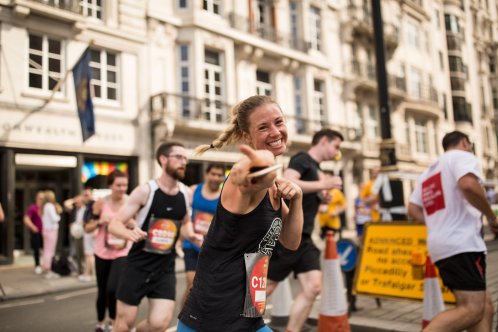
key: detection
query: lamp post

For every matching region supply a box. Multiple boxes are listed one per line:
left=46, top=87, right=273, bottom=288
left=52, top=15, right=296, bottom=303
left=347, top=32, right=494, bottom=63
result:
left=370, top=0, right=406, bottom=220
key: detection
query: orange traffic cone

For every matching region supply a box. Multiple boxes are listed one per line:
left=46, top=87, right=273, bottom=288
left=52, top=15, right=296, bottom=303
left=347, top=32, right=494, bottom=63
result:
left=318, top=231, right=351, bottom=332
left=270, top=277, right=293, bottom=327
left=421, top=256, right=445, bottom=328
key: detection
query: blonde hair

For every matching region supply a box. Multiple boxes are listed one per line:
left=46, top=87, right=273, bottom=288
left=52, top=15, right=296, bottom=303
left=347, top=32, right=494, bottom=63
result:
left=195, top=95, right=279, bottom=155
left=42, top=190, right=63, bottom=215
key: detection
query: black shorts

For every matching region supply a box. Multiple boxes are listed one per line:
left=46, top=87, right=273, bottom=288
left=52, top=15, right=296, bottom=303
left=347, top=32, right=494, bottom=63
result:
left=183, top=249, right=199, bottom=272
left=117, top=264, right=176, bottom=306
left=268, top=235, right=321, bottom=282
left=435, top=252, right=486, bottom=291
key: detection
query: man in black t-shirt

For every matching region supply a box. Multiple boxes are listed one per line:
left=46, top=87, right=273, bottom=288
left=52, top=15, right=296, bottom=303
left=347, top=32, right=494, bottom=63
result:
left=267, top=129, right=343, bottom=332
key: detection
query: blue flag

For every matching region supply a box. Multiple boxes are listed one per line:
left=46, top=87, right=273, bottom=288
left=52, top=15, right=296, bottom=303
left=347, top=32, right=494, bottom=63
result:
left=73, top=48, right=95, bottom=141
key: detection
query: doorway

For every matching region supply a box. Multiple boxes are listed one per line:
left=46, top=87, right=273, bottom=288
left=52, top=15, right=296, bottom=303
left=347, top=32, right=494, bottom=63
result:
left=15, top=168, right=72, bottom=254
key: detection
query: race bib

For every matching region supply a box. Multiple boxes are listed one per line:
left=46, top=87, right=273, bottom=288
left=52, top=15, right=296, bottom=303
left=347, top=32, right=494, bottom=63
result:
left=242, top=252, right=269, bottom=317
left=193, top=212, right=214, bottom=236
left=143, top=217, right=179, bottom=255
left=104, top=225, right=127, bottom=250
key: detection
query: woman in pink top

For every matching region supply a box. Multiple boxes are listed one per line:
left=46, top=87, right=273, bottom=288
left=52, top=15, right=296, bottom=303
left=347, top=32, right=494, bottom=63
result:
left=85, top=170, right=133, bottom=332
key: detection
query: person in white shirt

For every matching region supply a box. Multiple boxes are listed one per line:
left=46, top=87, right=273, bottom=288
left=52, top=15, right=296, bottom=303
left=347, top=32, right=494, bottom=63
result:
left=408, top=131, right=498, bottom=332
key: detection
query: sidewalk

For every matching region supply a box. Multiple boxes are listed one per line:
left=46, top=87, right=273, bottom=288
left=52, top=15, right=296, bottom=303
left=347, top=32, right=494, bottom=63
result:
left=2, top=242, right=498, bottom=332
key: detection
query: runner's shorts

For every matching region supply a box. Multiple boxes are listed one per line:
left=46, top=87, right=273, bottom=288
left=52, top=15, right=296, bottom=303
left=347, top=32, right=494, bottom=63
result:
left=117, top=263, right=176, bottom=305
left=183, top=248, right=199, bottom=272
left=435, top=251, right=486, bottom=291
left=268, top=235, right=320, bottom=282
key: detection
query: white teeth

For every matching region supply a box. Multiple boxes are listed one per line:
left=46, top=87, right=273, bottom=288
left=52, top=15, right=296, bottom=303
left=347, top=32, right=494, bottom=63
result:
left=268, top=139, right=281, bottom=147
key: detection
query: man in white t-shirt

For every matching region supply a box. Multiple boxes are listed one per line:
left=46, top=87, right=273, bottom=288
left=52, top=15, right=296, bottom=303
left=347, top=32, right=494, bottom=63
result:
left=408, top=131, right=498, bottom=332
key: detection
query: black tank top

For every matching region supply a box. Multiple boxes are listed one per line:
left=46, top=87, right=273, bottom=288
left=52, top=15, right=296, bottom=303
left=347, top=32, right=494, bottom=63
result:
left=179, top=190, right=282, bottom=332
left=127, top=182, right=187, bottom=272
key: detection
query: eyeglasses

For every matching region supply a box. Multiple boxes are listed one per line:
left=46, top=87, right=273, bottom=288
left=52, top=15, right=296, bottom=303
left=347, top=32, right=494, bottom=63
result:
left=167, top=154, right=189, bottom=163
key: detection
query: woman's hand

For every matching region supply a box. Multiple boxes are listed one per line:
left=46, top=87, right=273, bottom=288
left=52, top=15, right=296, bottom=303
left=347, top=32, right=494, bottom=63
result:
left=274, top=178, right=302, bottom=201
left=231, top=145, right=276, bottom=191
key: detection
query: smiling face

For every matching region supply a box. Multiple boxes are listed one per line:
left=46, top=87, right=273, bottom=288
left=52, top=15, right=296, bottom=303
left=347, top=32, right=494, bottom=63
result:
left=243, top=103, right=288, bottom=157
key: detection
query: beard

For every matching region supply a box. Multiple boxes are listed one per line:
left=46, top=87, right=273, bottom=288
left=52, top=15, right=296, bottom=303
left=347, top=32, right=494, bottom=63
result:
left=165, top=164, right=185, bottom=180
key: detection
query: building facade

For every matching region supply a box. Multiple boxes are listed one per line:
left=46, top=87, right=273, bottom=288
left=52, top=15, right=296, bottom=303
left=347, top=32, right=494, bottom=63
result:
left=0, top=0, right=496, bottom=263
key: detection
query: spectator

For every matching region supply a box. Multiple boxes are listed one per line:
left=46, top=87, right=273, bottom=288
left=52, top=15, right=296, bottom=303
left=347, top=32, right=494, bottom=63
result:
left=41, top=190, right=62, bottom=278
left=23, top=191, right=45, bottom=274
left=359, top=167, right=380, bottom=222
left=318, top=175, right=346, bottom=239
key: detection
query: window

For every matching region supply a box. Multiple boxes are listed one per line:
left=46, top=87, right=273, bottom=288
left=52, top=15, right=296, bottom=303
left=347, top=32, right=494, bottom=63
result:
left=178, top=0, right=187, bottom=8
left=203, top=0, right=220, bottom=14
left=80, top=0, right=103, bottom=19
left=490, top=54, right=496, bottom=73
left=409, top=67, right=421, bottom=98
left=366, top=105, right=379, bottom=139
left=445, top=14, right=460, bottom=33
left=493, top=88, right=498, bottom=109
left=414, top=118, right=428, bottom=154
left=178, top=45, right=190, bottom=118
left=434, top=9, right=440, bottom=29
left=203, top=49, right=224, bottom=122
left=313, top=80, right=325, bottom=125
left=256, top=70, right=272, bottom=96
left=406, top=21, right=419, bottom=49
left=90, top=48, right=119, bottom=101
left=309, top=6, right=321, bottom=51
left=289, top=2, right=301, bottom=50
left=28, top=34, right=62, bottom=91
left=294, top=77, right=305, bottom=134
left=439, top=51, right=444, bottom=69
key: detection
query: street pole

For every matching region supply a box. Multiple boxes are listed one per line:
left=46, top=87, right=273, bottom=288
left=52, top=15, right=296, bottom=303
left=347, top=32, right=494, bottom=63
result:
left=370, top=0, right=406, bottom=220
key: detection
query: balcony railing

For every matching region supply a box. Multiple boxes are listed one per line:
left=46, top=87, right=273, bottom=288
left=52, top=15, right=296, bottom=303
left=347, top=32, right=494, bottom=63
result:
left=151, top=93, right=231, bottom=125
left=389, top=74, right=407, bottom=92
left=151, top=93, right=362, bottom=140
left=228, top=13, right=308, bottom=52
left=287, top=115, right=362, bottom=141
left=37, top=0, right=80, bottom=13
left=450, top=77, right=466, bottom=92
left=446, top=34, right=462, bottom=51
left=351, top=60, right=376, bottom=81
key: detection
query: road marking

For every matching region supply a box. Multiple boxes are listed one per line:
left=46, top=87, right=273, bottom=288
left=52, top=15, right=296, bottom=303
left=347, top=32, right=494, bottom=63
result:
left=54, top=288, right=96, bottom=300
left=0, top=298, right=44, bottom=309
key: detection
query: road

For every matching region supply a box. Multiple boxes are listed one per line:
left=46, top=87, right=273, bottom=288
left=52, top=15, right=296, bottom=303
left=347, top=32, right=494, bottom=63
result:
left=0, top=276, right=187, bottom=332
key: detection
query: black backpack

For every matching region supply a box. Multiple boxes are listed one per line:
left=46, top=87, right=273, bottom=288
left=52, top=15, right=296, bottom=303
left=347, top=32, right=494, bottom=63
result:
left=51, top=256, right=71, bottom=276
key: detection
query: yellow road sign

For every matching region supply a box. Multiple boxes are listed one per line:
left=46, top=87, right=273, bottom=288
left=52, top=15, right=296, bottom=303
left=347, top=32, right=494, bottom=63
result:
left=354, top=222, right=456, bottom=303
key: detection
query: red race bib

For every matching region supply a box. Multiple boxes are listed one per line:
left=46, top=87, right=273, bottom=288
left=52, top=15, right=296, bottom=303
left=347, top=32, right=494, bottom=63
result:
left=242, top=253, right=269, bottom=317
left=193, top=212, right=214, bottom=236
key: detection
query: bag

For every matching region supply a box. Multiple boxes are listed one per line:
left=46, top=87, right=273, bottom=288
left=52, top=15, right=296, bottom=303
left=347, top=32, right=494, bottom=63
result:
left=51, top=256, right=71, bottom=276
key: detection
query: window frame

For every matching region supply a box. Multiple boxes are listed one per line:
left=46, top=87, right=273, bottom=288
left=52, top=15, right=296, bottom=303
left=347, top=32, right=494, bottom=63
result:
left=89, top=48, right=120, bottom=104
left=27, top=33, right=64, bottom=94
left=80, top=0, right=103, bottom=20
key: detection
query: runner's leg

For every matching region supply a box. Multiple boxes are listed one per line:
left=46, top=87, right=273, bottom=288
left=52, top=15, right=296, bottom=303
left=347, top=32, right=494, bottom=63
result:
left=113, top=300, right=139, bottom=332
left=136, top=298, right=175, bottom=332
left=424, top=290, right=487, bottom=331
left=286, top=270, right=321, bottom=331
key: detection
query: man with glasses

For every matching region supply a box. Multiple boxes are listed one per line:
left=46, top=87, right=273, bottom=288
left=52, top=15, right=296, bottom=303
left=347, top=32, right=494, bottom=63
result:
left=408, top=130, right=498, bottom=332
left=109, top=141, right=202, bottom=332
left=266, top=129, right=344, bottom=332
